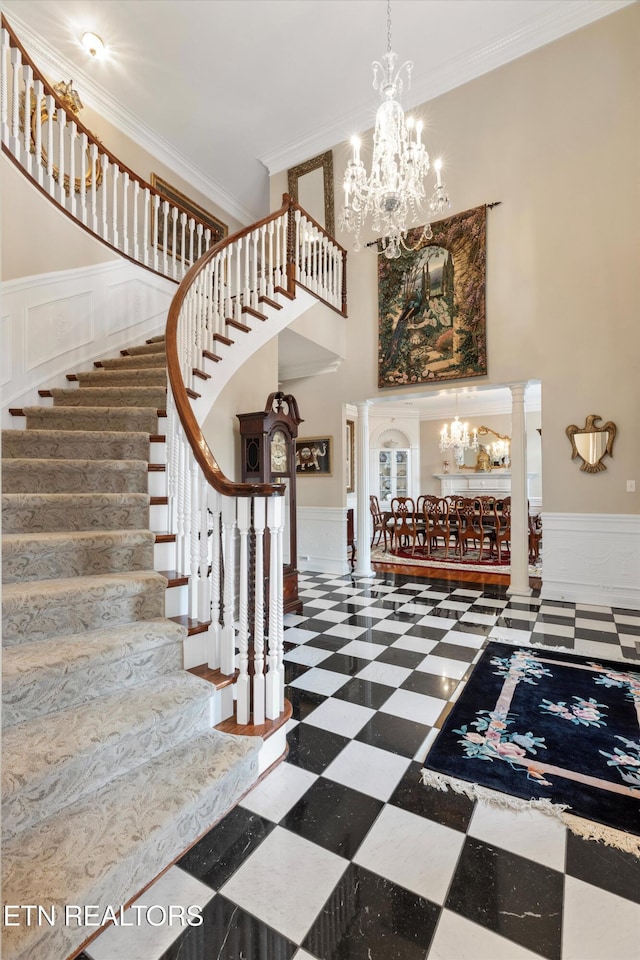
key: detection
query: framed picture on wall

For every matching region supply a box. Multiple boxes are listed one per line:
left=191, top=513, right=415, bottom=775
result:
left=346, top=420, right=355, bottom=492
left=296, top=437, right=332, bottom=476
left=150, top=173, right=227, bottom=261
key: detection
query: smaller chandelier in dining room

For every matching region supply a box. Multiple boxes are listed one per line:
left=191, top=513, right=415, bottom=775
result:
left=440, top=416, right=478, bottom=465
left=339, top=0, right=450, bottom=259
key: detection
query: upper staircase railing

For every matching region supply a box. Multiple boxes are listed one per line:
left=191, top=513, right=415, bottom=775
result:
left=2, top=16, right=222, bottom=282
left=2, top=16, right=349, bottom=729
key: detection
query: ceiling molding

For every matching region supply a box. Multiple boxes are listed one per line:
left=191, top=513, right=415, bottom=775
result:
left=4, top=11, right=259, bottom=225
left=279, top=358, right=343, bottom=382
left=259, top=0, right=633, bottom=176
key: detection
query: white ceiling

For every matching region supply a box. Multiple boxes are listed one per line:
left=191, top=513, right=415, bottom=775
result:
left=2, top=0, right=631, bottom=223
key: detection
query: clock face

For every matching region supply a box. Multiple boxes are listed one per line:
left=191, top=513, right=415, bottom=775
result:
left=270, top=430, right=288, bottom=473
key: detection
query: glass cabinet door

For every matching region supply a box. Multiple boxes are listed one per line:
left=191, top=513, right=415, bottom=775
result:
left=378, top=449, right=410, bottom=504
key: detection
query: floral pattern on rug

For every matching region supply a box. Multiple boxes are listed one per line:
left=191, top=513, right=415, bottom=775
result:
left=539, top=696, right=608, bottom=728
left=600, top=736, right=640, bottom=789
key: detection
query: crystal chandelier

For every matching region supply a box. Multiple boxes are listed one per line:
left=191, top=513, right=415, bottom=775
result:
left=439, top=396, right=478, bottom=465
left=339, top=0, right=450, bottom=259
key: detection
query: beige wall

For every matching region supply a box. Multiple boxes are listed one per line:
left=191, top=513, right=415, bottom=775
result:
left=275, top=5, right=640, bottom=515
left=202, top=340, right=279, bottom=482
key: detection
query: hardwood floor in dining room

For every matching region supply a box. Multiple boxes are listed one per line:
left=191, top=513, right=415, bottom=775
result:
left=372, top=557, right=542, bottom=591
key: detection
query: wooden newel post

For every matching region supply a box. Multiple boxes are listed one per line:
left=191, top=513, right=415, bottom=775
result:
left=284, top=193, right=296, bottom=297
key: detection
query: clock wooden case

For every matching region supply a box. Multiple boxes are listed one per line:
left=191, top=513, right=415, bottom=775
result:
left=237, top=392, right=303, bottom=615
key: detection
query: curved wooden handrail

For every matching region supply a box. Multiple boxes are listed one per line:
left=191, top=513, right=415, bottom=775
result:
left=166, top=197, right=296, bottom=499
left=1, top=15, right=225, bottom=254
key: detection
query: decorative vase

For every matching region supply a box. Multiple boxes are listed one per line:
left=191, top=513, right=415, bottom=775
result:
left=442, top=460, right=450, bottom=474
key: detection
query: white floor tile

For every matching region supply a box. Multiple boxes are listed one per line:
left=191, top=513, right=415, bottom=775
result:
left=283, top=627, right=321, bottom=644
left=417, top=590, right=450, bottom=600
left=304, top=598, right=340, bottom=610
left=575, top=602, right=614, bottom=614
left=573, top=638, right=628, bottom=661
left=313, top=608, right=351, bottom=623
left=324, top=623, right=369, bottom=640
left=429, top=910, right=541, bottom=959
left=474, top=597, right=508, bottom=608
left=288, top=667, right=349, bottom=696
left=416, top=655, right=469, bottom=680
left=356, top=660, right=413, bottom=688
left=298, top=589, right=330, bottom=598
left=293, top=951, right=317, bottom=960
left=489, top=625, right=533, bottom=643
left=398, top=602, right=436, bottom=616
left=575, top=617, right=617, bottom=633
left=468, top=802, right=566, bottom=872
left=86, top=867, right=214, bottom=960
left=460, top=611, right=497, bottom=626
left=414, top=726, right=439, bottom=762
left=220, top=827, right=347, bottom=944
left=538, top=604, right=575, bottom=618
left=343, top=594, right=377, bottom=606
left=392, top=634, right=439, bottom=655
left=418, top=614, right=460, bottom=631
left=380, top=688, right=446, bottom=727
left=336, top=638, right=384, bottom=660
left=614, top=613, right=640, bottom=626
left=562, top=876, right=640, bottom=960
left=438, top=600, right=473, bottom=612
left=351, top=605, right=392, bottom=619
left=323, top=739, right=410, bottom=801
left=240, top=762, right=317, bottom=822
left=285, top=717, right=299, bottom=733
left=354, top=804, right=465, bottom=904
left=283, top=613, right=307, bottom=626
left=303, top=697, right=375, bottom=738
left=284, top=645, right=331, bottom=666
left=502, top=607, right=539, bottom=621
left=441, top=630, right=484, bottom=649
left=365, top=618, right=412, bottom=635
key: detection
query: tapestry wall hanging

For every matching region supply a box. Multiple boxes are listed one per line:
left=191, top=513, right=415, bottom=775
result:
left=378, top=204, right=487, bottom=387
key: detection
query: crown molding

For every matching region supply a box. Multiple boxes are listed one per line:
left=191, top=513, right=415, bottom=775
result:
left=4, top=11, right=259, bottom=225
left=279, top=357, right=342, bottom=382
left=260, top=0, right=634, bottom=175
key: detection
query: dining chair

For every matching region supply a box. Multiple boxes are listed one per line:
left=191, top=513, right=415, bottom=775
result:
left=529, top=512, right=542, bottom=562
left=369, top=495, right=393, bottom=551
left=423, top=496, right=452, bottom=557
left=455, top=496, right=490, bottom=559
left=489, top=496, right=511, bottom=561
left=390, top=496, right=420, bottom=554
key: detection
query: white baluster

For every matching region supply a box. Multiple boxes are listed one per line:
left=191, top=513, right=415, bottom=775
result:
left=259, top=225, right=266, bottom=298
left=198, top=472, right=211, bottom=623
left=111, top=163, right=120, bottom=249
left=45, top=93, right=54, bottom=195
left=188, top=217, right=195, bottom=265
left=253, top=497, right=266, bottom=725
left=274, top=215, right=282, bottom=289
left=22, top=64, right=32, bottom=176
left=161, top=199, right=169, bottom=275
left=235, top=236, right=243, bottom=322
left=68, top=120, right=77, bottom=217
left=143, top=188, right=151, bottom=266
left=133, top=179, right=140, bottom=261
left=170, top=205, right=178, bottom=279
left=266, top=494, right=283, bottom=720
left=236, top=498, right=251, bottom=725
left=267, top=222, right=275, bottom=298
left=207, top=489, right=222, bottom=670
left=225, top=248, right=233, bottom=322
left=220, top=496, right=237, bottom=676
left=152, top=194, right=160, bottom=271
left=1, top=29, right=10, bottom=147
left=190, top=459, right=200, bottom=618
left=251, top=231, right=259, bottom=310
left=180, top=212, right=187, bottom=275
left=9, top=47, right=21, bottom=159
left=122, top=170, right=129, bottom=255
left=34, top=80, right=44, bottom=188
left=100, top=153, right=109, bottom=239
left=78, top=130, right=87, bottom=222
left=90, top=142, right=98, bottom=233
left=196, top=222, right=203, bottom=262
left=56, top=103, right=66, bottom=206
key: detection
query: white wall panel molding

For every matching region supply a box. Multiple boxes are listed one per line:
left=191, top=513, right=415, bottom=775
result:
left=297, top=507, right=349, bottom=576
left=542, top=512, right=640, bottom=610
left=1, top=261, right=175, bottom=426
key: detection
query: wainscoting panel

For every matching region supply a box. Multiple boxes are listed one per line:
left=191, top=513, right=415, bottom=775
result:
left=542, top=512, right=640, bottom=610
left=297, top=506, right=350, bottom=576
left=1, top=261, right=175, bottom=426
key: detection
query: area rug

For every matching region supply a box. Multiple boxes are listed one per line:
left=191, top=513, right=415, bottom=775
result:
left=421, top=642, right=640, bottom=855
left=371, top=544, right=542, bottom=577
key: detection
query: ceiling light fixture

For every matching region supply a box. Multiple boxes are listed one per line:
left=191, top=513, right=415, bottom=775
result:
left=81, top=31, right=106, bottom=58
left=439, top=393, right=478, bottom=465
left=340, top=0, right=450, bottom=259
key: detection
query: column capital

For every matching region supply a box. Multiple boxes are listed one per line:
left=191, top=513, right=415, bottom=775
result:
left=356, top=400, right=374, bottom=411
left=509, top=382, right=529, bottom=402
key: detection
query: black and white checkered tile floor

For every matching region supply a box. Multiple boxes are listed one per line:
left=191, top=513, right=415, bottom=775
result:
left=84, top=571, right=640, bottom=960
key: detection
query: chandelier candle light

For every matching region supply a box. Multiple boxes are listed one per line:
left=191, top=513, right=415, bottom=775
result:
left=440, top=395, right=478, bottom=466
left=340, top=0, right=450, bottom=259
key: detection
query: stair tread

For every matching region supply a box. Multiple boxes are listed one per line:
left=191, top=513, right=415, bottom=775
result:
left=2, top=569, right=166, bottom=604
left=1, top=729, right=260, bottom=960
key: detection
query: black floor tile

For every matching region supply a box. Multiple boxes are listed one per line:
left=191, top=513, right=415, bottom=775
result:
left=449, top=620, right=490, bottom=636
left=573, top=628, right=618, bottom=644
left=429, top=641, right=478, bottom=662
left=576, top=610, right=615, bottom=622
left=284, top=661, right=311, bottom=684
left=281, top=778, right=383, bottom=859
left=346, top=613, right=385, bottom=628
left=537, top=612, right=580, bottom=627
left=400, top=671, right=460, bottom=700
left=375, top=646, right=425, bottom=669
left=303, top=862, right=440, bottom=960
left=356, top=627, right=403, bottom=645
left=286, top=724, right=349, bottom=775
left=616, top=621, right=640, bottom=635
left=286, top=686, right=326, bottom=721
left=296, top=618, right=343, bottom=633
left=160, top=895, right=296, bottom=960
left=495, top=617, right=535, bottom=632
left=404, top=624, right=448, bottom=642
left=304, top=634, right=351, bottom=652
left=320, top=652, right=372, bottom=676
left=565, top=831, right=640, bottom=904
left=389, top=761, right=475, bottom=832
left=445, top=836, right=564, bottom=960
left=356, top=712, right=431, bottom=758
left=177, top=806, right=274, bottom=891
left=332, top=676, right=394, bottom=709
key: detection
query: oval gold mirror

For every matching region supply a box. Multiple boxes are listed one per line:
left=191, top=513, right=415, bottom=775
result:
left=566, top=415, right=616, bottom=473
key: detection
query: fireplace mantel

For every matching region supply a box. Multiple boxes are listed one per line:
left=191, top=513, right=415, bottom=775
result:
left=433, top=472, right=537, bottom=498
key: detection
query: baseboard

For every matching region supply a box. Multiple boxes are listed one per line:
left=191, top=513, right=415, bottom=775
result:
left=541, top=512, right=640, bottom=609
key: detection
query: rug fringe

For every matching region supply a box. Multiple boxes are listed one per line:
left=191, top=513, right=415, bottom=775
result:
left=420, top=769, right=640, bottom=857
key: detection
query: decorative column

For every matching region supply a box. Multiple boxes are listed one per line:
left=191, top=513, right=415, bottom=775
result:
left=355, top=401, right=375, bottom=578
left=508, top=383, right=531, bottom=598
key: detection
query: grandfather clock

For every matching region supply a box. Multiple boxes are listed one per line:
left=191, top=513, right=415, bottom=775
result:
left=237, top=392, right=303, bottom=615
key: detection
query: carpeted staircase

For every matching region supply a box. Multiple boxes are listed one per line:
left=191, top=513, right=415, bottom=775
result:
left=1, top=337, right=261, bottom=960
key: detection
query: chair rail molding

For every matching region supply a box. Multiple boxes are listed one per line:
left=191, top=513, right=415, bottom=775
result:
left=541, top=512, right=640, bottom=610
